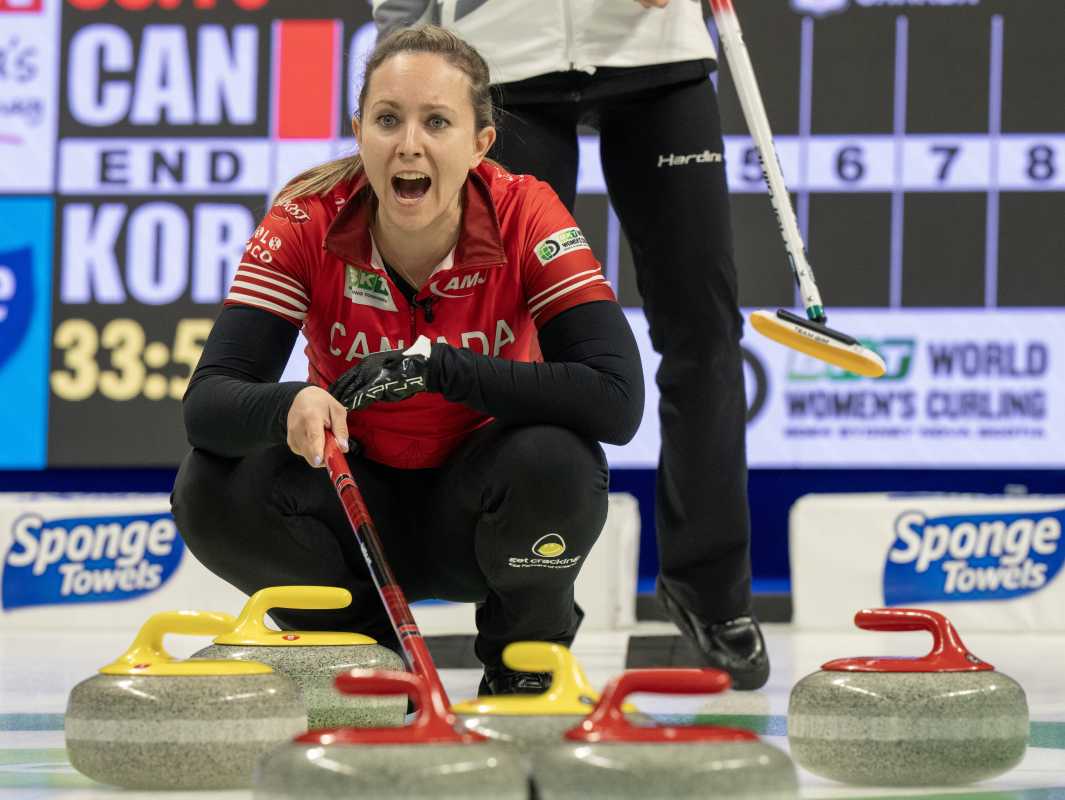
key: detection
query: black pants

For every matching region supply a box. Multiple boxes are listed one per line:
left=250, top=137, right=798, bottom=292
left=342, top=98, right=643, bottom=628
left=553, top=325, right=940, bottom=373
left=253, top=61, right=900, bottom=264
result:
left=171, top=422, right=609, bottom=666
left=491, top=67, right=752, bottom=621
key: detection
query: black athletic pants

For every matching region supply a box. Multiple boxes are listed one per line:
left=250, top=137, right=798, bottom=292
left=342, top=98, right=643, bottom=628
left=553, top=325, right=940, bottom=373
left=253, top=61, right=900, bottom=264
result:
left=491, top=67, right=752, bottom=621
left=171, top=422, right=609, bottom=666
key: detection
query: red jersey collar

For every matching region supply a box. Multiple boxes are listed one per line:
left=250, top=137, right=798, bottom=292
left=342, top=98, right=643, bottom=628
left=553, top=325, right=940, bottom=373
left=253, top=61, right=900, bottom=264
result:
left=323, top=165, right=507, bottom=271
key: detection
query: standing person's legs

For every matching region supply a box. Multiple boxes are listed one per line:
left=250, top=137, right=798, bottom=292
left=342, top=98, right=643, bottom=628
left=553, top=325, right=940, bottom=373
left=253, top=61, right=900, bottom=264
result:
left=596, top=77, right=768, bottom=688
left=171, top=444, right=429, bottom=652
left=488, top=94, right=580, bottom=210
left=420, top=421, right=609, bottom=687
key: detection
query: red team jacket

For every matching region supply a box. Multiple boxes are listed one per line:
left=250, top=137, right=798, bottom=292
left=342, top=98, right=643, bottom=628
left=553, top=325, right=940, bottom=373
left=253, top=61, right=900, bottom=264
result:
left=224, top=161, right=616, bottom=468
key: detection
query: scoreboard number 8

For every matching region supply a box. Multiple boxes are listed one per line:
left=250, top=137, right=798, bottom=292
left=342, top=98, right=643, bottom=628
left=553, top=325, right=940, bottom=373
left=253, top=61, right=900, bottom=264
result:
left=1027, top=145, right=1056, bottom=182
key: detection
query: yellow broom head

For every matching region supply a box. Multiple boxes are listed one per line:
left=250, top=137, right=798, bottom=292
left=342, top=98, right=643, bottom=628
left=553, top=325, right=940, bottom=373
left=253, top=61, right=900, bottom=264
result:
left=750, top=309, right=886, bottom=378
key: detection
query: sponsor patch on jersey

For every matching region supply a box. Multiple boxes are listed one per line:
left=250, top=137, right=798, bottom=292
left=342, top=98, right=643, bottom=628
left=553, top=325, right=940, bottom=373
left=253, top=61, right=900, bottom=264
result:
left=533, top=227, right=590, bottom=265
left=429, top=271, right=487, bottom=298
left=344, top=265, right=397, bottom=312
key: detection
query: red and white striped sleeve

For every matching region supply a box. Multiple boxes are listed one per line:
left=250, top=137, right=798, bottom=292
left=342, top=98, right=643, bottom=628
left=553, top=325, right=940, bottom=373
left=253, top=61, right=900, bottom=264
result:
left=224, top=204, right=312, bottom=326
left=521, top=182, right=616, bottom=328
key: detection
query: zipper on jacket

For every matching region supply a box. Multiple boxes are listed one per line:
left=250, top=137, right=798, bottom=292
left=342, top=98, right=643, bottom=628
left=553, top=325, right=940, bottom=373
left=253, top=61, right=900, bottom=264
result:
left=407, top=296, right=435, bottom=346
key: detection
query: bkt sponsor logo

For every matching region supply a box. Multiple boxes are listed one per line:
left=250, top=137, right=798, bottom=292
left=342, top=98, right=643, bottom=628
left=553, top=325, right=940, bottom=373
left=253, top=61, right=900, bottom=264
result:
left=788, top=338, right=915, bottom=381
left=2, top=512, right=185, bottom=610
left=883, top=508, right=1064, bottom=605
left=0, top=247, right=34, bottom=369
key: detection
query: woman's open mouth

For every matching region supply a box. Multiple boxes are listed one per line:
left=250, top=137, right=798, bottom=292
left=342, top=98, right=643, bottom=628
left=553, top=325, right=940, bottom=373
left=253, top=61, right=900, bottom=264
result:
left=391, top=172, right=431, bottom=202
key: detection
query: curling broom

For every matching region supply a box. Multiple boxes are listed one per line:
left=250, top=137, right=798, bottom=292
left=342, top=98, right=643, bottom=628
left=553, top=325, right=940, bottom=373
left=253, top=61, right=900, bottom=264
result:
left=708, top=0, right=886, bottom=378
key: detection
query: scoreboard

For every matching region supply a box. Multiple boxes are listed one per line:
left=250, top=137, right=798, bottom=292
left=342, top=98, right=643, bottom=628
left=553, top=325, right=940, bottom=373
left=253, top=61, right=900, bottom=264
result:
left=1, top=0, right=1063, bottom=468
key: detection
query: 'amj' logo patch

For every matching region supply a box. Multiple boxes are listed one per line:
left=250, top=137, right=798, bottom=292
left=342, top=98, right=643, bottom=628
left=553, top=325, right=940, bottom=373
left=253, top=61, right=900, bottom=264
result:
left=884, top=508, right=1065, bottom=605
left=2, top=512, right=185, bottom=610
left=0, top=247, right=34, bottom=370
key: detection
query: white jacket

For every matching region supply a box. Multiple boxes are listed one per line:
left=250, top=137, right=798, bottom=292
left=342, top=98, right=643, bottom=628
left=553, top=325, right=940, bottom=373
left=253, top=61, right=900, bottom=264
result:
left=372, top=0, right=717, bottom=85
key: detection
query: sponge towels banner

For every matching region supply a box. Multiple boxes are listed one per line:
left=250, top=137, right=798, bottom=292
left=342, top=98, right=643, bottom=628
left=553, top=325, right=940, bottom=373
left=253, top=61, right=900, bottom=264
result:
left=0, top=494, right=246, bottom=629
left=790, top=493, right=1065, bottom=631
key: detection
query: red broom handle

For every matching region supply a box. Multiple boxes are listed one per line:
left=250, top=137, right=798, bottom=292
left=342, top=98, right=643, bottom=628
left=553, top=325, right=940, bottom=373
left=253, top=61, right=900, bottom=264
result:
left=322, top=435, right=450, bottom=708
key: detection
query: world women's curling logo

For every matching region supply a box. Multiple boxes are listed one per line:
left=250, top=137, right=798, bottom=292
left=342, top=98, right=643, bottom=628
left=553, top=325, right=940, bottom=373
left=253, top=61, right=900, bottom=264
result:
left=2, top=512, right=185, bottom=610
left=883, top=508, right=1065, bottom=604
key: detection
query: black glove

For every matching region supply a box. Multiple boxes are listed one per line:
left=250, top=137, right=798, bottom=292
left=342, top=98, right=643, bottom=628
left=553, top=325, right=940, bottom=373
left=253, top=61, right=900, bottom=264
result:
left=328, top=335, right=432, bottom=410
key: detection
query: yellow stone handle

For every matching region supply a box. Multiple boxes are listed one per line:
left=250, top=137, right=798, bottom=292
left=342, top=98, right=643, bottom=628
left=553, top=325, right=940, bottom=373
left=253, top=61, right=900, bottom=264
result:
left=229, top=586, right=353, bottom=641
left=503, top=642, right=598, bottom=704
left=109, top=610, right=238, bottom=669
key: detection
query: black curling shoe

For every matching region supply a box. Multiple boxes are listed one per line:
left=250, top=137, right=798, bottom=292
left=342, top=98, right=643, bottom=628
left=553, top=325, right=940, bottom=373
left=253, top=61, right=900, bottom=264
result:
left=656, top=577, right=770, bottom=691
left=478, top=664, right=552, bottom=696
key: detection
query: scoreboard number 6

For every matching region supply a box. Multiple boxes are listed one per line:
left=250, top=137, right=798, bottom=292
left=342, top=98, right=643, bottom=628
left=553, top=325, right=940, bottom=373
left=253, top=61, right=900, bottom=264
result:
left=835, top=146, right=866, bottom=183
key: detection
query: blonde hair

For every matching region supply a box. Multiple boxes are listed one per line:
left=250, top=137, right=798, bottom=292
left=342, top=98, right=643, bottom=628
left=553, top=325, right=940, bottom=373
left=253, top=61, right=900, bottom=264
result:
left=273, top=25, right=495, bottom=207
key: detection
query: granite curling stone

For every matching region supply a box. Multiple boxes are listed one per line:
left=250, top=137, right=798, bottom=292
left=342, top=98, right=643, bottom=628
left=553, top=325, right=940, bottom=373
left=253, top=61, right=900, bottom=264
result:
left=533, top=668, right=798, bottom=800
left=788, top=607, right=1029, bottom=786
left=452, top=641, right=611, bottom=762
left=193, top=585, right=405, bottom=728
left=254, top=669, right=528, bottom=800
left=65, top=610, right=306, bottom=790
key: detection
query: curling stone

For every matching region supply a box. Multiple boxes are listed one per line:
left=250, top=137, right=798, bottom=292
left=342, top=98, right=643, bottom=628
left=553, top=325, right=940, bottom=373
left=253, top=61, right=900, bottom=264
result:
left=65, top=610, right=306, bottom=790
left=451, top=642, right=613, bottom=761
left=254, top=669, right=528, bottom=800
left=193, top=585, right=405, bottom=727
left=788, top=607, right=1029, bottom=786
left=533, top=668, right=798, bottom=800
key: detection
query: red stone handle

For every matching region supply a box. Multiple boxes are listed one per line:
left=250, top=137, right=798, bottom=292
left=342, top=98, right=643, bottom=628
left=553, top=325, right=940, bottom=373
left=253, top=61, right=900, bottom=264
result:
left=295, top=669, right=482, bottom=745
left=821, top=607, right=992, bottom=673
left=564, top=669, right=757, bottom=744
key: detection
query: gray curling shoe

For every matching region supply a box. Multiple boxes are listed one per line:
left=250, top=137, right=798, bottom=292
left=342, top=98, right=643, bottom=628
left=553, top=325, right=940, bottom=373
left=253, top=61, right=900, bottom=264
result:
left=452, top=642, right=621, bottom=765
left=254, top=669, right=528, bottom=800
left=192, top=586, right=405, bottom=728
left=65, top=610, right=306, bottom=790
left=788, top=607, right=1029, bottom=786
left=533, top=668, right=798, bottom=799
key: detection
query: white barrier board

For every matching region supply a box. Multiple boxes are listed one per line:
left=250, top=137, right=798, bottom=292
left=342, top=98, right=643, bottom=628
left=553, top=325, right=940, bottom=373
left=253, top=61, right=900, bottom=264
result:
left=790, top=492, right=1065, bottom=631
left=0, top=492, right=639, bottom=633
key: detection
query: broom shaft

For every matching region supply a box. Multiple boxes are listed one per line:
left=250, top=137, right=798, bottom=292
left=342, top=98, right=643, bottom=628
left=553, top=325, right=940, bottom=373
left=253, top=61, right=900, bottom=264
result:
left=324, top=436, right=450, bottom=706
left=709, top=0, right=826, bottom=320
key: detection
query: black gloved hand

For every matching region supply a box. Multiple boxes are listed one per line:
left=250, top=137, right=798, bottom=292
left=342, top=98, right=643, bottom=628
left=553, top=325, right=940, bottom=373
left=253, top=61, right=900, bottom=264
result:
left=328, top=335, right=432, bottom=410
